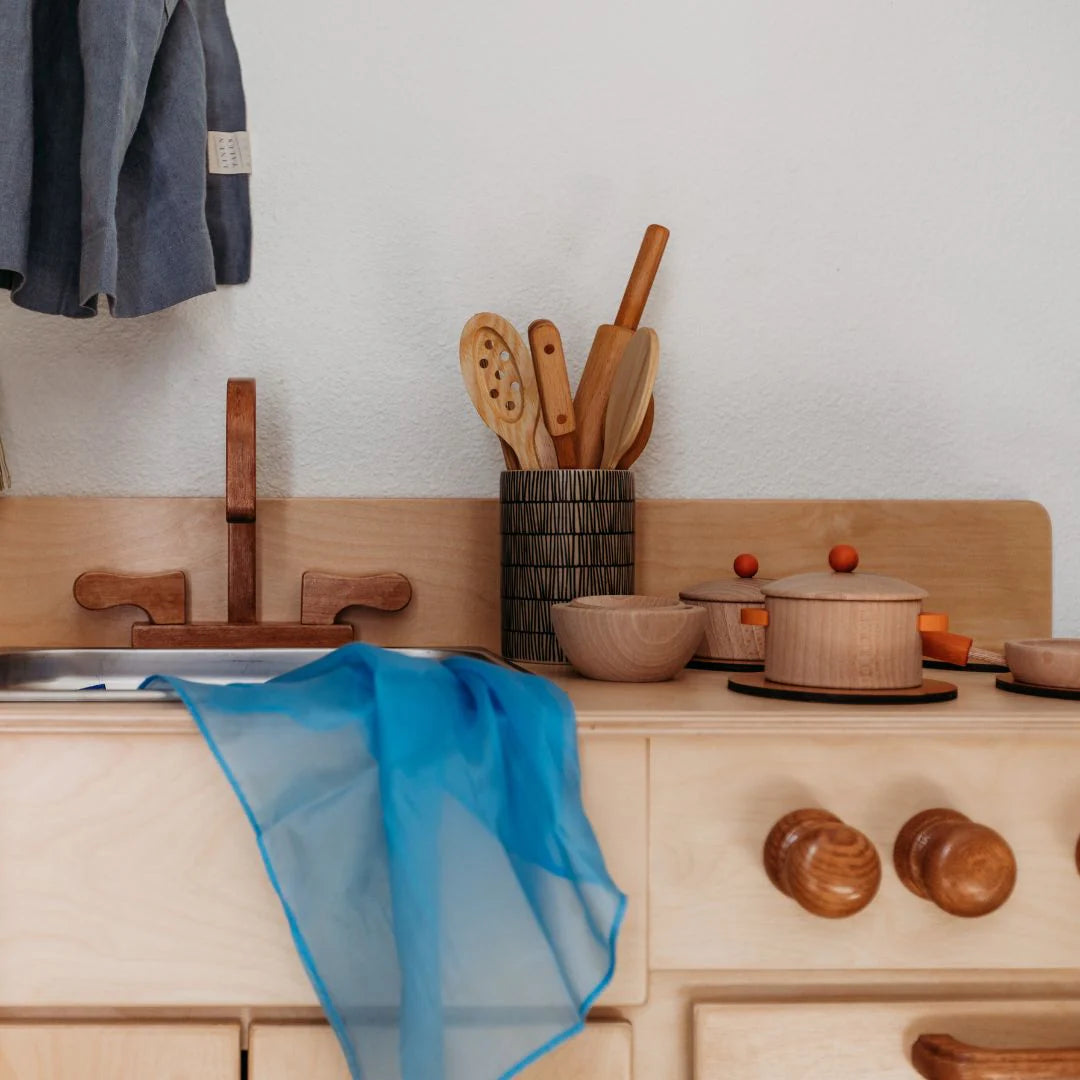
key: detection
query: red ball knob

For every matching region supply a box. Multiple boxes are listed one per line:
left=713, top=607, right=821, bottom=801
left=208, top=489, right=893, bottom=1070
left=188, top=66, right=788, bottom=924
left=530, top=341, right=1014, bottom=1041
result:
left=828, top=545, right=860, bottom=573
left=733, top=553, right=759, bottom=579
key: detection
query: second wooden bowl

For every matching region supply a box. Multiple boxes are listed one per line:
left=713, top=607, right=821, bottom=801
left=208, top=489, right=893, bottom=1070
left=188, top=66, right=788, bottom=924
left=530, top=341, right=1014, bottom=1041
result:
left=550, top=596, right=706, bottom=682
left=1005, top=639, right=1080, bottom=690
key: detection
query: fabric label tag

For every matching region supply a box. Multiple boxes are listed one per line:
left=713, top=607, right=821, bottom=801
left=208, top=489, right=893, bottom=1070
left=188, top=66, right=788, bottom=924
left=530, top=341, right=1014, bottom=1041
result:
left=208, top=131, right=252, bottom=175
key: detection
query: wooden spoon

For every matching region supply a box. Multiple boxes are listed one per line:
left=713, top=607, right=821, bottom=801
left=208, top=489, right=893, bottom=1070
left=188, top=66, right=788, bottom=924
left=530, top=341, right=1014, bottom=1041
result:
left=528, top=319, right=577, bottom=468
left=460, top=313, right=556, bottom=468
left=601, top=328, right=659, bottom=469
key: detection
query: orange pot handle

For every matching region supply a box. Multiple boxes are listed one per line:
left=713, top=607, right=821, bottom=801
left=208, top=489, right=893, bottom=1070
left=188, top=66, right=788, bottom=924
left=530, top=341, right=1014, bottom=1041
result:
left=921, top=630, right=973, bottom=667
left=918, top=612, right=949, bottom=632
left=741, top=608, right=769, bottom=627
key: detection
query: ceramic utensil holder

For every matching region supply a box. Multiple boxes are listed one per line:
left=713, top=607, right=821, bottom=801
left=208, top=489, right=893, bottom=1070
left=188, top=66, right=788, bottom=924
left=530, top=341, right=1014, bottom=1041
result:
left=500, top=470, right=635, bottom=663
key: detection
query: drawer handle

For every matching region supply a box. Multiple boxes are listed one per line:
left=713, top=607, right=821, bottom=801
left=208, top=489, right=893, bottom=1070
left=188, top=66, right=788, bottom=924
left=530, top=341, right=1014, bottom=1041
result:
left=913, top=1033, right=1080, bottom=1079
left=894, top=809, right=1016, bottom=917
left=763, top=808, right=881, bottom=918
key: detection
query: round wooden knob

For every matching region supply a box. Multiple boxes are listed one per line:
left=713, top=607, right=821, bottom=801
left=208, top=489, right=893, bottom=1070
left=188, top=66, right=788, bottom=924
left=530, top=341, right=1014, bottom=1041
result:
left=764, top=809, right=882, bottom=918
left=894, top=808, right=1016, bottom=917
left=828, top=544, right=860, bottom=573
left=733, top=553, right=759, bottom=579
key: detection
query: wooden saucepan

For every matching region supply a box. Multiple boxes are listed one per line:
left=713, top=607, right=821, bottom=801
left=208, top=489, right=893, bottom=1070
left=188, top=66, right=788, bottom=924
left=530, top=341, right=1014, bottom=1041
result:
left=740, top=546, right=976, bottom=690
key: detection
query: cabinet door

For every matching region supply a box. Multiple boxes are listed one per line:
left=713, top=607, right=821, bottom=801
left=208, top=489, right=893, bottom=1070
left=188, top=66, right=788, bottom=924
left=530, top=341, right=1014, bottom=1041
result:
left=250, top=1021, right=631, bottom=1080
left=580, top=736, right=648, bottom=1005
left=694, top=1001, right=1080, bottom=1080
left=652, top=733, right=1080, bottom=971
left=0, top=731, right=645, bottom=1008
left=0, top=1023, right=239, bottom=1080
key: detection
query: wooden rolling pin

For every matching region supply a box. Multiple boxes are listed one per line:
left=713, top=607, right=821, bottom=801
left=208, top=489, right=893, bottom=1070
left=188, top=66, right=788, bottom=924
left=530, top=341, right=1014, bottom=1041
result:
left=574, top=224, right=669, bottom=468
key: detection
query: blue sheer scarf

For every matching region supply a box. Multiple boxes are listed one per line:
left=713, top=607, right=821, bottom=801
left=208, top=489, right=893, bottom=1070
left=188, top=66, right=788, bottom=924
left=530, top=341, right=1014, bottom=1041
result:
left=146, top=644, right=624, bottom=1080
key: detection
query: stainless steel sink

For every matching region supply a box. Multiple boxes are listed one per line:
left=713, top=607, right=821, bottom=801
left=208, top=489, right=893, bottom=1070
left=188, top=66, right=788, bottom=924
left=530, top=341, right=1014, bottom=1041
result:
left=0, top=647, right=523, bottom=702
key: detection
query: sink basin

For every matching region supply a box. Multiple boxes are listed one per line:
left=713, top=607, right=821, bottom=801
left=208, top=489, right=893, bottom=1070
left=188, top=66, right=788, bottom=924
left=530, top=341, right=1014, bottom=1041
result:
left=0, top=647, right=523, bottom=702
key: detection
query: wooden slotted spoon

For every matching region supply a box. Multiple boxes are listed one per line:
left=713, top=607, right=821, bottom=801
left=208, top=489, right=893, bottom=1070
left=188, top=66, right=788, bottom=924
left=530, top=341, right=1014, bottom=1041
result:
left=459, top=313, right=556, bottom=469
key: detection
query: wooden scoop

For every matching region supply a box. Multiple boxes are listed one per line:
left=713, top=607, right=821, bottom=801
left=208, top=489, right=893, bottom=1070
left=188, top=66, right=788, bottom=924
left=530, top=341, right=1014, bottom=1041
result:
left=460, top=313, right=556, bottom=469
left=601, top=328, right=659, bottom=468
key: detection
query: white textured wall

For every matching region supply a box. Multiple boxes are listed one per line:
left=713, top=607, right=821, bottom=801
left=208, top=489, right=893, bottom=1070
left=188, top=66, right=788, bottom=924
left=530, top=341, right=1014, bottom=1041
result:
left=1, top=1, right=1078, bottom=628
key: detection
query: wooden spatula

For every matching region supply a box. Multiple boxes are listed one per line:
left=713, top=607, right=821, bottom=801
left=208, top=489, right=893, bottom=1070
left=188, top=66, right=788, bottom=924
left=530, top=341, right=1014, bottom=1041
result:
left=528, top=319, right=577, bottom=468
left=601, top=328, right=659, bottom=468
left=574, top=224, right=669, bottom=468
left=460, top=313, right=556, bottom=469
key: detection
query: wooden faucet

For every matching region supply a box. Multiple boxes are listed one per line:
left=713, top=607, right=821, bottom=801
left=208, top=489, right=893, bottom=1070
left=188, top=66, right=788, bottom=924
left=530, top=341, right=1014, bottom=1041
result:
left=74, top=379, right=412, bottom=647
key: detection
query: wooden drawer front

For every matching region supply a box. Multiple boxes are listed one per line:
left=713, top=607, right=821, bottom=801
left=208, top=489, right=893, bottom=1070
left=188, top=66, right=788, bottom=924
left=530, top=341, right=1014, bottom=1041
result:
left=0, top=1023, right=239, bottom=1080
left=652, top=734, right=1080, bottom=970
left=694, top=1000, right=1080, bottom=1079
left=0, top=731, right=645, bottom=1007
left=250, top=1020, right=632, bottom=1080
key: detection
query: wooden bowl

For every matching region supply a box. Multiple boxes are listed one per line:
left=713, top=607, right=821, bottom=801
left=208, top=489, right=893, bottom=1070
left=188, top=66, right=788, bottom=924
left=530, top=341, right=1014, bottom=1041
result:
left=570, top=595, right=682, bottom=610
left=1005, top=639, right=1080, bottom=690
left=550, top=596, right=706, bottom=682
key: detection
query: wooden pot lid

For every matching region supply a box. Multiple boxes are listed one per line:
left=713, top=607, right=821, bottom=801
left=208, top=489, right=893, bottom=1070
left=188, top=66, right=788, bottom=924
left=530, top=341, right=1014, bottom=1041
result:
left=680, top=554, right=770, bottom=604
left=762, top=545, right=928, bottom=603
left=680, top=579, right=769, bottom=604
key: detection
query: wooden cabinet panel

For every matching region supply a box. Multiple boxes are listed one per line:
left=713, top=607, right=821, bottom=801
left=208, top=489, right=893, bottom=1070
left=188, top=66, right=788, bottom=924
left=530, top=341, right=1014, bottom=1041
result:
left=694, top=1001, right=1080, bottom=1080
left=0, top=1023, right=239, bottom=1080
left=250, top=1021, right=631, bottom=1080
left=652, top=734, right=1080, bottom=971
left=580, top=736, right=648, bottom=1005
left=0, top=730, right=645, bottom=1007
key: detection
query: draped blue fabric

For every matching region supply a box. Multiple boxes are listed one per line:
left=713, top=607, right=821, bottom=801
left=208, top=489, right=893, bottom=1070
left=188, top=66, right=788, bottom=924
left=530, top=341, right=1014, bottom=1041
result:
left=144, top=644, right=624, bottom=1080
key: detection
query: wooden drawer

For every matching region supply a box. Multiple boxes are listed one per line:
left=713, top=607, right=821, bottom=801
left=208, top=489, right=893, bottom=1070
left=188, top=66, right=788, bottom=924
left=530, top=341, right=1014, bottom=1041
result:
left=249, top=1020, right=632, bottom=1080
left=652, top=733, right=1080, bottom=970
left=0, top=1023, right=239, bottom=1080
left=0, top=730, right=645, bottom=1006
left=694, top=1000, right=1080, bottom=1079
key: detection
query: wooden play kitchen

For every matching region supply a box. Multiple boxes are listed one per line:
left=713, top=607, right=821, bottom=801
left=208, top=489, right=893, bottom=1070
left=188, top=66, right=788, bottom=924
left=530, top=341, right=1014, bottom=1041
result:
left=0, top=495, right=1074, bottom=1078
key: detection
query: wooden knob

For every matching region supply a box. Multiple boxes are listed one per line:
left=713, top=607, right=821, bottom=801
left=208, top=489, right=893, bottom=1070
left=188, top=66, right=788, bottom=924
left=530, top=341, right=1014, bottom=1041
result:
left=828, top=544, right=860, bottom=573
left=764, top=809, right=882, bottom=918
left=733, top=553, right=759, bottom=579
left=894, top=808, right=1016, bottom=917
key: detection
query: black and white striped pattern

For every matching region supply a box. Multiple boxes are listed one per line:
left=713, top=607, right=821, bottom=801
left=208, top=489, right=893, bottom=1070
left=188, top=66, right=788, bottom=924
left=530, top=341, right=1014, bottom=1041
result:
left=500, top=469, right=635, bottom=663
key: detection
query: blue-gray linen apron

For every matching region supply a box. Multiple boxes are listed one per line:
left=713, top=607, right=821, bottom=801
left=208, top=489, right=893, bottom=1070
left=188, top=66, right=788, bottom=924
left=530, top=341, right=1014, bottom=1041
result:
left=0, top=0, right=251, bottom=317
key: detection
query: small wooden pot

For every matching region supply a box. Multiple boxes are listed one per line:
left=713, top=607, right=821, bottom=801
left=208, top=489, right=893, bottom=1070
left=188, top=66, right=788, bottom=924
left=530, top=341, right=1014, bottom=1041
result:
left=1005, top=639, right=1080, bottom=690
left=680, top=555, right=768, bottom=662
left=500, top=470, right=634, bottom=663
left=741, top=547, right=963, bottom=691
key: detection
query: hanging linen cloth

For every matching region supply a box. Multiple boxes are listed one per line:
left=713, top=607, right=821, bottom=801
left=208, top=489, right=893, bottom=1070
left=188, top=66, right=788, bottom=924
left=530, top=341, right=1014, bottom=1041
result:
left=0, top=0, right=251, bottom=317
left=145, top=645, right=624, bottom=1080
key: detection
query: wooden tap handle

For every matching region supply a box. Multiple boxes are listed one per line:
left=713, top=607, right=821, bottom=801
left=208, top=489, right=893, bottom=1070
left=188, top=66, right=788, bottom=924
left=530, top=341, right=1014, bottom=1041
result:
left=894, top=809, right=1016, bottom=917
left=913, top=1034, right=1080, bottom=1079
left=226, top=378, right=256, bottom=523
left=301, top=572, right=413, bottom=625
left=74, top=571, right=187, bottom=625
left=763, top=808, right=881, bottom=918
left=614, top=224, right=669, bottom=330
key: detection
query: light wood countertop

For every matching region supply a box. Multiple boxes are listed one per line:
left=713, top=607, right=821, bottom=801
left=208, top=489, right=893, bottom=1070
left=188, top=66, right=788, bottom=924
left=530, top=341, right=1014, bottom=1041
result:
left=0, top=669, right=1076, bottom=736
